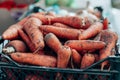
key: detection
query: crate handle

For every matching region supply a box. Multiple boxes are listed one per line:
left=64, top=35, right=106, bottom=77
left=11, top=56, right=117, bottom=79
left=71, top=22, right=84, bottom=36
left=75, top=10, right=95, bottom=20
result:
left=1, top=53, right=22, bottom=67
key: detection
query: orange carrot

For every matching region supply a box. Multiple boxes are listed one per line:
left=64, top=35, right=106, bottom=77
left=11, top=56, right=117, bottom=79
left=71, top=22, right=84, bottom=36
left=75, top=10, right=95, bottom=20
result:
left=10, top=52, right=57, bottom=67
left=71, top=49, right=81, bottom=65
left=30, top=13, right=54, bottom=25
left=23, top=17, right=44, bottom=50
left=80, top=53, right=95, bottom=69
left=65, top=40, right=106, bottom=51
left=79, top=22, right=103, bottom=40
left=18, top=29, right=36, bottom=52
left=45, top=33, right=72, bottom=68
left=53, top=23, right=72, bottom=28
left=2, top=17, right=29, bottom=40
left=99, top=30, right=118, bottom=70
left=2, top=40, right=27, bottom=54
left=40, top=25, right=81, bottom=40
left=44, top=33, right=62, bottom=53
left=57, top=46, right=72, bottom=68
left=51, top=16, right=91, bottom=29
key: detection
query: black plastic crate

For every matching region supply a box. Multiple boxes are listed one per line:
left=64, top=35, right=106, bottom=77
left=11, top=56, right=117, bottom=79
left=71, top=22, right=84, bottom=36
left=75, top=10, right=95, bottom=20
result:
left=0, top=39, right=120, bottom=80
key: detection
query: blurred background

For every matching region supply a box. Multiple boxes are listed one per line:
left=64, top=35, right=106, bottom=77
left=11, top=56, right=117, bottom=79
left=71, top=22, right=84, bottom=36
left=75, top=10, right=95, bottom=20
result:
left=0, top=0, right=120, bottom=38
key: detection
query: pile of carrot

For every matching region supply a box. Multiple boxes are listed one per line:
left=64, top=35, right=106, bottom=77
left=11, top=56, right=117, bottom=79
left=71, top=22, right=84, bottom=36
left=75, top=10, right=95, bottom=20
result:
left=1, top=11, right=118, bottom=79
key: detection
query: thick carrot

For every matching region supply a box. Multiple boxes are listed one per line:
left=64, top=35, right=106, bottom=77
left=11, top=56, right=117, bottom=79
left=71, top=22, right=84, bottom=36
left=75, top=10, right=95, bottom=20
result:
left=99, top=30, right=118, bottom=70
left=65, top=40, right=106, bottom=51
left=71, top=49, right=81, bottom=65
left=40, top=25, right=81, bottom=40
left=10, top=52, right=57, bottom=67
left=23, top=17, right=44, bottom=50
left=57, top=46, right=72, bottom=68
left=78, top=22, right=103, bottom=40
left=80, top=53, right=95, bottom=69
left=51, top=16, right=91, bottom=29
left=53, top=23, right=72, bottom=28
left=2, top=17, right=29, bottom=40
left=44, top=33, right=62, bottom=53
left=18, top=29, right=36, bottom=52
left=2, top=40, right=27, bottom=54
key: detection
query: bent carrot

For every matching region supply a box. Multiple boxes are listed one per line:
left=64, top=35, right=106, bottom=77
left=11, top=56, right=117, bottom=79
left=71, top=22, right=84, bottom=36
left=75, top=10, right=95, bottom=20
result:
left=40, top=25, right=81, bottom=40
left=79, top=22, right=103, bottom=40
left=18, top=29, right=36, bottom=52
left=2, top=40, right=27, bottom=54
left=80, top=53, right=95, bottom=69
left=2, top=17, right=29, bottom=40
left=51, top=16, right=91, bottom=29
left=44, top=33, right=62, bottom=53
left=65, top=40, right=106, bottom=51
left=23, top=17, right=44, bottom=50
left=99, top=30, right=118, bottom=70
left=10, top=52, right=57, bottom=67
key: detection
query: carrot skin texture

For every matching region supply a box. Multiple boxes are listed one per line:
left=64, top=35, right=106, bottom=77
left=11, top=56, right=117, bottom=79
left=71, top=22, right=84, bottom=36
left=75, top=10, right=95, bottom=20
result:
left=2, top=17, right=29, bottom=40
left=40, top=25, right=81, bottom=40
left=10, top=52, right=57, bottom=67
left=18, top=29, right=36, bottom=52
left=51, top=16, right=91, bottom=29
left=71, top=49, right=81, bottom=65
left=57, top=46, right=72, bottom=68
left=80, top=53, right=95, bottom=69
left=23, top=17, right=44, bottom=50
left=65, top=40, right=106, bottom=51
left=53, top=23, right=72, bottom=28
left=79, top=22, right=103, bottom=40
left=44, top=33, right=62, bottom=53
left=99, top=30, right=118, bottom=69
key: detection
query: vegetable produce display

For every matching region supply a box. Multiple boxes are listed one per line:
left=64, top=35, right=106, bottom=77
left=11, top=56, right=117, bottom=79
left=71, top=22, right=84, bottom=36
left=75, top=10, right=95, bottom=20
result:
left=1, top=10, right=118, bottom=80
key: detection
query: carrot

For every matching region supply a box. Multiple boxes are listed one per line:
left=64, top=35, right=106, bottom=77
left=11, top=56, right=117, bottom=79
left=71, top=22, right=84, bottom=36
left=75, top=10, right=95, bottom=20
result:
left=51, top=16, right=91, bottom=29
left=23, top=17, right=44, bottom=50
left=65, top=40, right=106, bottom=51
left=80, top=53, right=95, bottom=69
left=18, top=29, right=36, bottom=52
left=99, top=30, right=118, bottom=70
left=40, top=25, right=81, bottom=40
left=57, top=46, right=72, bottom=68
left=44, top=33, right=62, bottom=53
left=10, top=52, right=57, bottom=67
left=30, top=13, right=54, bottom=25
left=103, top=18, right=109, bottom=30
left=2, top=40, right=27, bottom=54
left=71, top=49, right=81, bottom=65
left=78, top=22, right=103, bottom=40
left=53, top=23, right=72, bottom=28
left=2, top=17, right=29, bottom=40
left=45, top=33, right=72, bottom=68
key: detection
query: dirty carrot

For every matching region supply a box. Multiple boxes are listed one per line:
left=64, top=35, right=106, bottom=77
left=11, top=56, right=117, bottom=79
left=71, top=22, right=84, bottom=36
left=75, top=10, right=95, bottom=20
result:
left=23, top=17, right=44, bottom=50
left=99, top=30, right=118, bottom=70
left=40, top=25, right=81, bottom=40
left=79, top=22, right=103, bottom=40
left=2, top=40, right=27, bottom=54
left=65, top=40, right=106, bottom=51
left=51, top=16, right=91, bottom=29
left=10, top=52, right=57, bottom=67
